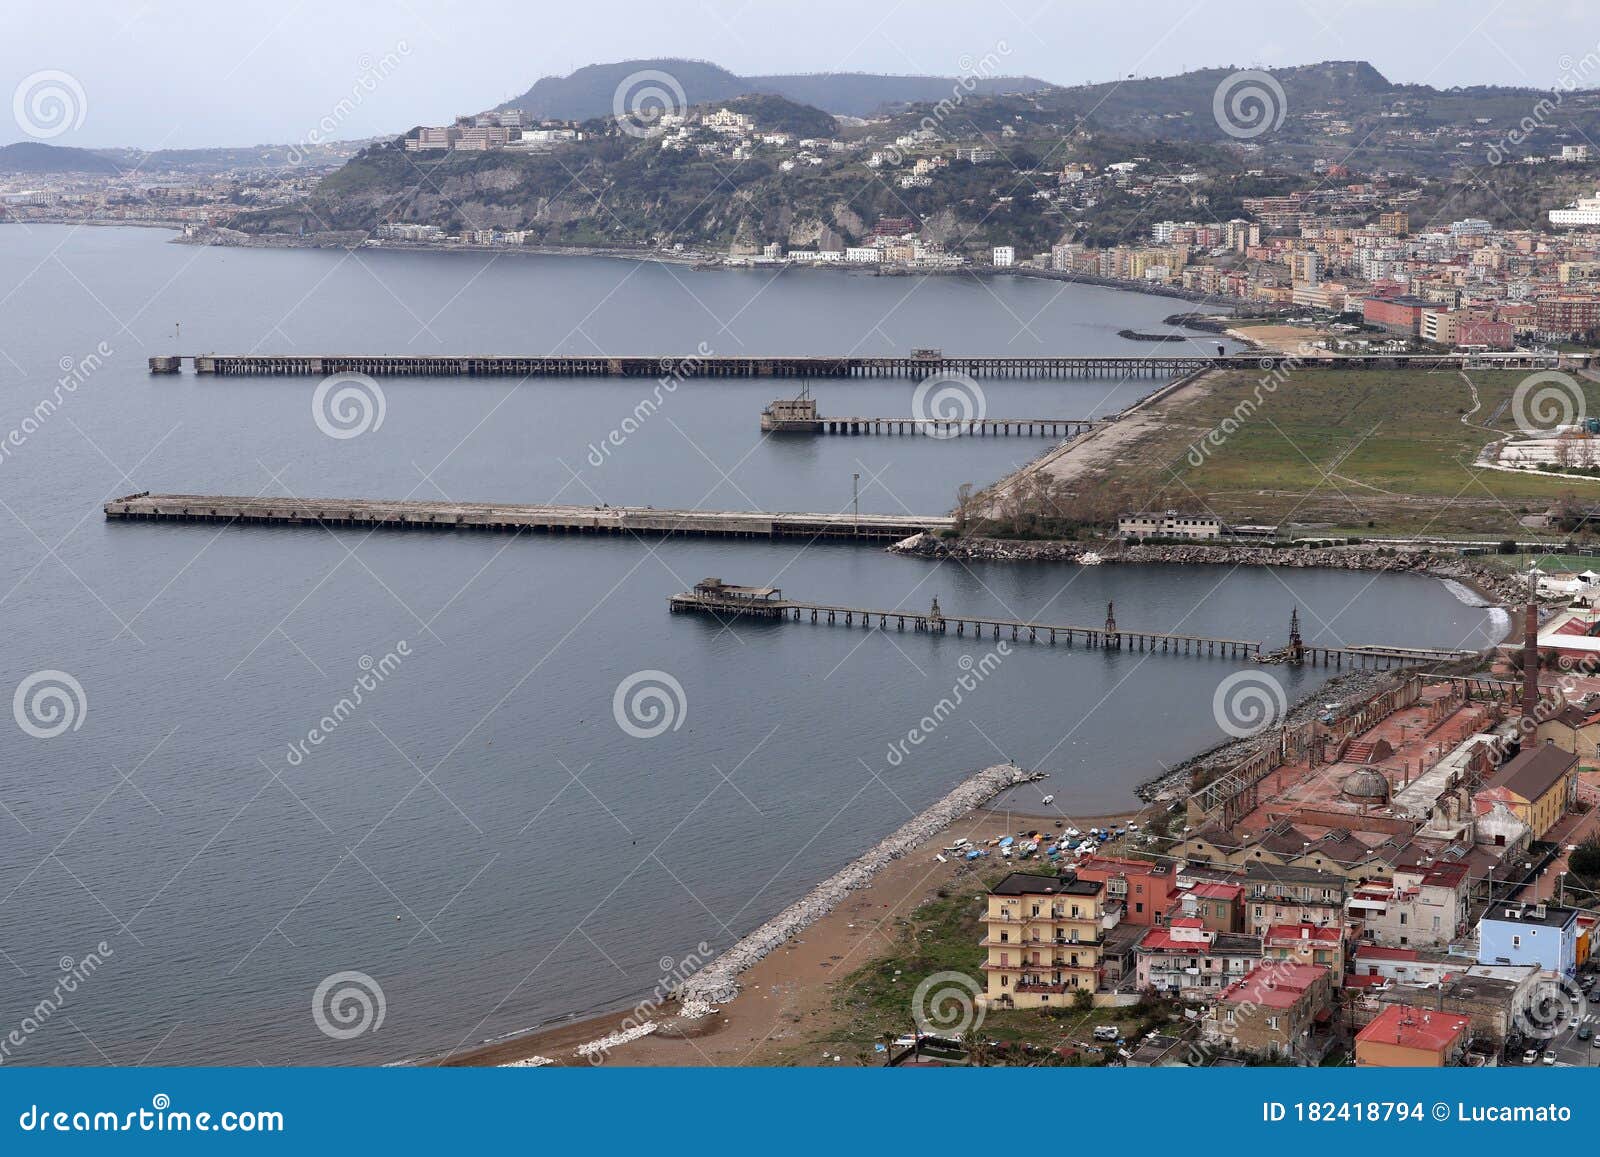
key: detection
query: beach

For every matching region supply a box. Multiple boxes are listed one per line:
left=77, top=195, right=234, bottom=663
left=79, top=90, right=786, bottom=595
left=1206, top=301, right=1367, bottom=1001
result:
left=437, top=801, right=1137, bottom=1067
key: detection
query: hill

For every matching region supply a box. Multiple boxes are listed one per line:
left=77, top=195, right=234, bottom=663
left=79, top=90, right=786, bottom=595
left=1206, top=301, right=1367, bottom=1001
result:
left=0, top=141, right=121, bottom=174
left=498, top=58, right=1052, bottom=121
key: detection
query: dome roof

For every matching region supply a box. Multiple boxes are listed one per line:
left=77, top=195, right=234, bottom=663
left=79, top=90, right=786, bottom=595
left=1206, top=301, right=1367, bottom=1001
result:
left=1341, top=767, right=1390, bottom=803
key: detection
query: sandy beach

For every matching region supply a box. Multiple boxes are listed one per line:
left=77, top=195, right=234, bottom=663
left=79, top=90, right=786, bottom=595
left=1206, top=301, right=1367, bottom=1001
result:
left=436, top=802, right=1137, bottom=1068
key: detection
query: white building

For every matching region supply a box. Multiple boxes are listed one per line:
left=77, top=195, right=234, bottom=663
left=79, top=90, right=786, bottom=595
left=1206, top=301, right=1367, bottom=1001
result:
left=1550, top=190, right=1600, bottom=228
left=844, top=247, right=882, bottom=264
left=1117, top=510, right=1222, bottom=540
left=991, top=246, right=1015, bottom=267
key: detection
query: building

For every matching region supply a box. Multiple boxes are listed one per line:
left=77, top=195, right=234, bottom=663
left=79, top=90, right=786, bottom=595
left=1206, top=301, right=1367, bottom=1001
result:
left=1354, top=1004, right=1472, bottom=1067
left=1361, top=294, right=1433, bottom=335
left=1420, top=309, right=1459, bottom=345
left=1535, top=295, right=1600, bottom=340
left=1535, top=701, right=1600, bottom=770
left=1549, top=190, right=1600, bottom=227
left=981, top=873, right=1105, bottom=1009
left=1174, top=879, right=1245, bottom=932
left=1133, top=920, right=1261, bottom=994
left=991, top=246, right=1015, bottom=267
left=1203, top=962, right=1334, bottom=1059
left=1117, top=510, right=1222, bottom=541
left=1473, top=743, right=1577, bottom=839
left=1075, top=855, right=1173, bottom=925
left=1477, top=902, right=1581, bottom=975
left=1349, top=861, right=1471, bottom=949
left=1242, top=864, right=1347, bottom=935
left=1263, top=922, right=1345, bottom=977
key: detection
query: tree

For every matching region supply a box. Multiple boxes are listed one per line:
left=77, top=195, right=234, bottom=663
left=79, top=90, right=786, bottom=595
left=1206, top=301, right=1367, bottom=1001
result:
left=1570, top=838, right=1600, bottom=880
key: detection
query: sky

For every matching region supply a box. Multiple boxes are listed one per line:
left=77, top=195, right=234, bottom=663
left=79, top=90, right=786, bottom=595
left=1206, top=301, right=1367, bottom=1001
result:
left=3, top=0, right=1595, bottom=149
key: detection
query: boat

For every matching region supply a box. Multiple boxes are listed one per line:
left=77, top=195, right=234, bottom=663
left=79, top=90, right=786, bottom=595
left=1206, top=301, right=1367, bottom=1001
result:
left=1041, top=793, right=1055, bottom=805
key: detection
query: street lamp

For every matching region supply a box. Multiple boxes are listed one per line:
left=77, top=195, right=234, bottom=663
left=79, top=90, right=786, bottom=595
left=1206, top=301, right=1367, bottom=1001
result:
left=852, top=472, right=860, bottom=526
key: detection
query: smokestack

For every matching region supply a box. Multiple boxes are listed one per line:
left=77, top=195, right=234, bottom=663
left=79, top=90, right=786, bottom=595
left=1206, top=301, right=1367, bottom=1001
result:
left=1523, top=573, right=1540, bottom=723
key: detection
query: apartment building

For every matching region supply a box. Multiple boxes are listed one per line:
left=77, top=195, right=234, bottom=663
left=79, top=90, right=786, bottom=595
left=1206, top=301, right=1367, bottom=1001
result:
left=982, top=873, right=1105, bottom=1009
left=1203, top=963, right=1334, bottom=1059
left=1075, top=855, right=1173, bottom=925
left=1133, top=920, right=1261, bottom=994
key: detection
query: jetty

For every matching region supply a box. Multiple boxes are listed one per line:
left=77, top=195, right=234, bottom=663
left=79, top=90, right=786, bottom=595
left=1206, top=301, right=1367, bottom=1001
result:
left=668, top=581, right=1481, bottom=669
left=144, top=349, right=1576, bottom=380
left=102, top=493, right=953, bottom=542
left=759, top=396, right=1094, bottom=437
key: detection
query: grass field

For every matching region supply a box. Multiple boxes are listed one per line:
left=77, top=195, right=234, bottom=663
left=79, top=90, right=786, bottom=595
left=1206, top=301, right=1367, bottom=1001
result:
left=1111, top=366, right=1600, bottom=536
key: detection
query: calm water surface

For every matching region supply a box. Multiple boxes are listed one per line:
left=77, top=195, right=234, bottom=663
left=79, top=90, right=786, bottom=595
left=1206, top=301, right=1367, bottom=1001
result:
left=0, top=225, right=1499, bottom=1064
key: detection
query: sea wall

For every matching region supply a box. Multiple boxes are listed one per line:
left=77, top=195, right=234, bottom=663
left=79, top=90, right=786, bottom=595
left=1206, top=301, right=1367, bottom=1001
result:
left=890, top=535, right=1528, bottom=607
left=674, top=761, right=1040, bottom=1005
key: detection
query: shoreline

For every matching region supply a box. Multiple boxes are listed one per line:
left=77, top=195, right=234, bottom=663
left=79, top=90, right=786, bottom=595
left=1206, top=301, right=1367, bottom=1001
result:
left=433, top=798, right=1134, bottom=1068
left=155, top=225, right=1244, bottom=306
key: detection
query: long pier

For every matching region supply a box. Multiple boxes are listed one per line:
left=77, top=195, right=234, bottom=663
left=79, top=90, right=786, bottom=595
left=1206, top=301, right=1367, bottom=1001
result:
left=670, top=585, right=1260, bottom=657
left=145, top=351, right=1575, bottom=380
left=102, top=493, right=953, bottom=542
left=668, top=582, right=1481, bottom=669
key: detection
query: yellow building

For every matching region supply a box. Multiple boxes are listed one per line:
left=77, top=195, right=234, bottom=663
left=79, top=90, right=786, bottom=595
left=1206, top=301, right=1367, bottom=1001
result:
left=1473, top=743, right=1578, bottom=841
left=982, top=873, right=1104, bottom=1009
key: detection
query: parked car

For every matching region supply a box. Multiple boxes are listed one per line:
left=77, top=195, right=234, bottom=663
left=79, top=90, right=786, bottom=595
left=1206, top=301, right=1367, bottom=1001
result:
left=1092, top=1026, right=1119, bottom=1042
left=1522, top=1048, right=1540, bottom=1064
left=1542, top=1050, right=1559, bottom=1065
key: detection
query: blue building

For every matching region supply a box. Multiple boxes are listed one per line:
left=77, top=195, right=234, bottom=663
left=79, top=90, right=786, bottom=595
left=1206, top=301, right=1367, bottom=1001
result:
left=1477, top=902, right=1580, bottom=976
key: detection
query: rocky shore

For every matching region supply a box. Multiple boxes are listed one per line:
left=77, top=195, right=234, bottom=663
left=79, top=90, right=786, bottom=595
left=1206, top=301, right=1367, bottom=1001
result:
left=674, top=761, right=1041, bottom=1006
left=889, top=534, right=1528, bottom=607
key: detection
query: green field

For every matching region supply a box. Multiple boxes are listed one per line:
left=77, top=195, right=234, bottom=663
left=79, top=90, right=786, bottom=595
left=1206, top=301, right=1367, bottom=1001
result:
left=1116, top=367, right=1600, bottom=536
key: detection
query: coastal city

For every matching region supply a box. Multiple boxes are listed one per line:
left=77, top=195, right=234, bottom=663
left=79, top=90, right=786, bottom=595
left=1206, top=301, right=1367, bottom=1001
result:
left=6, top=2, right=1600, bottom=1146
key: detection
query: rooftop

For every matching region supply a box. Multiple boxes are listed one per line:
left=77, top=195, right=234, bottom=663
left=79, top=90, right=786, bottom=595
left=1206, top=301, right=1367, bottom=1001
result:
left=990, top=872, right=1103, bottom=898
left=1356, top=1004, right=1471, bottom=1053
left=1480, top=743, right=1577, bottom=804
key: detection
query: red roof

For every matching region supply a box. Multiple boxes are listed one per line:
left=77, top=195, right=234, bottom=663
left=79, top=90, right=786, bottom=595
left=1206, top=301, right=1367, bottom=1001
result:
left=1217, top=963, right=1327, bottom=1008
left=1344, top=974, right=1388, bottom=989
left=1356, top=1004, right=1470, bottom=1054
left=1354, top=944, right=1419, bottom=962
left=1188, top=881, right=1242, bottom=900
left=1265, top=922, right=1340, bottom=943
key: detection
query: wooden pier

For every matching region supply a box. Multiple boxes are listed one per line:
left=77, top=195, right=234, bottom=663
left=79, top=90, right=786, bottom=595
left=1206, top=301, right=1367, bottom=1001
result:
left=102, top=493, right=954, bottom=542
left=146, top=350, right=1577, bottom=380
left=668, top=582, right=1483, bottom=670
left=670, top=582, right=1259, bottom=657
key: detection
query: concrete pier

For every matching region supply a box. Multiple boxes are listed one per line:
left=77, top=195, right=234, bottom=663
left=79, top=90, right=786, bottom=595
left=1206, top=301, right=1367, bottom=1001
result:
left=146, top=350, right=1574, bottom=379
left=102, top=492, right=953, bottom=542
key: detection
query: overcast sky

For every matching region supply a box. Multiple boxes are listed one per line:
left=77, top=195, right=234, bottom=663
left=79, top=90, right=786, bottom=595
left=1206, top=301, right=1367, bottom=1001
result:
left=5, top=0, right=1594, bottom=148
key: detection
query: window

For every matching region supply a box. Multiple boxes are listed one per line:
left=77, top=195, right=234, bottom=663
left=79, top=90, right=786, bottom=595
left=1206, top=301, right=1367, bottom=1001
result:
left=1512, top=935, right=1522, bottom=949
left=1266, top=1016, right=1280, bottom=1030
left=999, top=931, right=1008, bottom=943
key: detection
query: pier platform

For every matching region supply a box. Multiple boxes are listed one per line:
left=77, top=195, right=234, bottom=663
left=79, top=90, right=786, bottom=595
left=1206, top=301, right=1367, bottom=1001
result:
left=102, top=493, right=953, bottom=542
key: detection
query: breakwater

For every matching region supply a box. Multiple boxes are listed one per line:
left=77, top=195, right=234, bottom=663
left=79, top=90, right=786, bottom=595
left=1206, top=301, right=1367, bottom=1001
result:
left=674, top=762, right=1041, bottom=1005
left=889, top=535, right=1528, bottom=607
